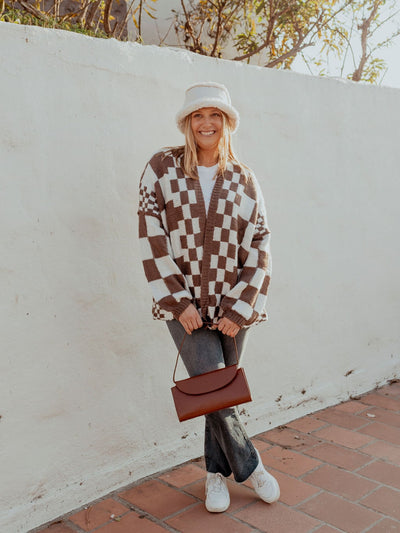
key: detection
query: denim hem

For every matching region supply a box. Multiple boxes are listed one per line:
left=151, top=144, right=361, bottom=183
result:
left=234, top=448, right=259, bottom=483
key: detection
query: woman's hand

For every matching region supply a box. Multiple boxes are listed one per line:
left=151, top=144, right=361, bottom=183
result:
left=217, top=317, right=241, bottom=337
left=179, top=304, right=203, bottom=335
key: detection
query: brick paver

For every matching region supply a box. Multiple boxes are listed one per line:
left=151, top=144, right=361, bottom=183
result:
left=358, top=406, right=400, bottom=427
left=234, top=501, right=321, bottom=533
left=286, top=415, right=327, bottom=433
left=250, top=437, right=274, bottom=451
left=258, top=445, right=322, bottom=476
left=334, top=400, right=369, bottom=414
left=313, top=425, right=374, bottom=449
left=158, top=463, right=206, bottom=488
left=366, top=518, right=400, bottom=532
left=302, top=464, right=378, bottom=501
left=167, top=504, right=253, bottom=533
left=305, top=442, right=371, bottom=470
left=360, top=486, right=400, bottom=521
left=312, top=407, right=369, bottom=430
left=361, top=440, right=400, bottom=463
left=68, top=499, right=130, bottom=531
left=118, top=480, right=196, bottom=519
left=298, top=492, right=381, bottom=532
left=359, top=393, right=400, bottom=411
left=257, top=426, right=322, bottom=450
left=31, top=381, right=400, bottom=533
left=269, top=470, right=320, bottom=506
left=357, top=459, right=400, bottom=489
left=359, top=421, right=400, bottom=445
left=95, top=513, right=168, bottom=533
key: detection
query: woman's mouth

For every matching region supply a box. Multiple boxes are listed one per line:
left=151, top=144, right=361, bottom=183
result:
left=199, top=130, right=216, bottom=136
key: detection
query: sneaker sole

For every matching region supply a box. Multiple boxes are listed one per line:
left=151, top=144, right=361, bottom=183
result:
left=205, top=501, right=230, bottom=513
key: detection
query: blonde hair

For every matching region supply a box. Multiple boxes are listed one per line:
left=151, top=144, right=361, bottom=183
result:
left=166, top=110, right=249, bottom=180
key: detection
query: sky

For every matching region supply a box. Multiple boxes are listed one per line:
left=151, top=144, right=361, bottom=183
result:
left=290, top=3, right=400, bottom=90
left=291, top=38, right=400, bottom=89
left=379, top=41, right=400, bottom=88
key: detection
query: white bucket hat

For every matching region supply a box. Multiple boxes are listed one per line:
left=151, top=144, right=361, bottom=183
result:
left=176, top=81, right=240, bottom=134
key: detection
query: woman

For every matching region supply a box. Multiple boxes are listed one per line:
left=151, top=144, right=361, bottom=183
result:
left=137, top=81, right=279, bottom=513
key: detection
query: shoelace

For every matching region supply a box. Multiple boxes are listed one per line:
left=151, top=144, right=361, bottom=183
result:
left=251, top=470, right=269, bottom=489
left=207, top=473, right=226, bottom=494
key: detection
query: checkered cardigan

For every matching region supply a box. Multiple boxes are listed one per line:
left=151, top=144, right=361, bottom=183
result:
left=137, top=149, right=271, bottom=328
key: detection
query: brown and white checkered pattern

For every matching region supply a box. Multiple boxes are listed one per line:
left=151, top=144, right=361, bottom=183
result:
left=138, top=150, right=271, bottom=327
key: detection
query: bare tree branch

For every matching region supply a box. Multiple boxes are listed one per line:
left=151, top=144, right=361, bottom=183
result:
left=19, top=0, right=50, bottom=20
left=84, top=0, right=101, bottom=29
left=210, top=1, right=224, bottom=56
left=267, top=40, right=314, bottom=67
left=352, top=0, right=381, bottom=81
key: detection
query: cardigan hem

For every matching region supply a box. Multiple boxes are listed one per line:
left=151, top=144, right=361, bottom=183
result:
left=222, top=309, right=248, bottom=327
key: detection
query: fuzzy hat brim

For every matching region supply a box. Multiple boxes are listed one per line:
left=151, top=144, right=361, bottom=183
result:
left=176, top=82, right=240, bottom=134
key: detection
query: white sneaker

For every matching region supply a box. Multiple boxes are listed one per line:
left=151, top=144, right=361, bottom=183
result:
left=205, top=472, right=230, bottom=513
left=248, top=450, right=280, bottom=503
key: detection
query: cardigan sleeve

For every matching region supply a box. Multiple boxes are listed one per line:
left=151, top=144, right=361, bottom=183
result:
left=219, top=175, right=272, bottom=327
left=137, top=158, right=192, bottom=319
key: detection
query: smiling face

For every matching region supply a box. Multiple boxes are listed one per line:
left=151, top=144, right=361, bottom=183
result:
left=190, top=107, right=223, bottom=152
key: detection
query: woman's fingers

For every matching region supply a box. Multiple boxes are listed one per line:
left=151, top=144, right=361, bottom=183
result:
left=193, top=311, right=203, bottom=329
left=227, top=327, right=240, bottom=338
left=179, top=304, right=202, bottom=334
left=179, top=307, right=241, bottom=336
left=188, top=308, right=202, bottom=332
left=188, top=318, right=199, bottom=334
left=217, top=317, right=240, bottom=337
left=184, top=322, right=193, bottom=335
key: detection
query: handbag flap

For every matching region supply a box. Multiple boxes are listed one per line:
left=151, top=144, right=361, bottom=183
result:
left=174, top=365, right=239, bottom=395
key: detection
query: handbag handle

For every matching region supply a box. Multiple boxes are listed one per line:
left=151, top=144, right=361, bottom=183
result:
left=173, top=322, right=240, bottom=384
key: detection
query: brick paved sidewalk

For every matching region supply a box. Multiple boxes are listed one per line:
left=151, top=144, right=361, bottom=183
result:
left=33, top=381, right=400, bottom=533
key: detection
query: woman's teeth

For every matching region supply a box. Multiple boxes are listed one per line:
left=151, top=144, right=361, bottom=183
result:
left=200, top=131, right=215, bottom=136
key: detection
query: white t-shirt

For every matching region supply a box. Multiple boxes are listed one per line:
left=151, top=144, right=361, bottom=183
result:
left=197, top=164, right=218, bottom=213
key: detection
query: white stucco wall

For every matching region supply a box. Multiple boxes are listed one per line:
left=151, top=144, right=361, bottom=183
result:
left=1, top=21, right=399, bottom=533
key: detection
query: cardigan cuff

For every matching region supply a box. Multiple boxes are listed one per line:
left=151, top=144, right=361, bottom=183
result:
left=172, top=298, right=192, bottom=320
left=221, top=309, right=248, bottom=327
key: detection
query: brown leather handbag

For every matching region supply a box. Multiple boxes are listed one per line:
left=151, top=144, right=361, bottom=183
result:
left=171, top=331, right=252, bottom=422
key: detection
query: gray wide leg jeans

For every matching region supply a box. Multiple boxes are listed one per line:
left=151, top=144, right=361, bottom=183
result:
left=167, top=320, right=259, bottom=482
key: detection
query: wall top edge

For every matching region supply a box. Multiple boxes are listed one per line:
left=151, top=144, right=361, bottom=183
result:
left=1, top=20, right=399, bottom=94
